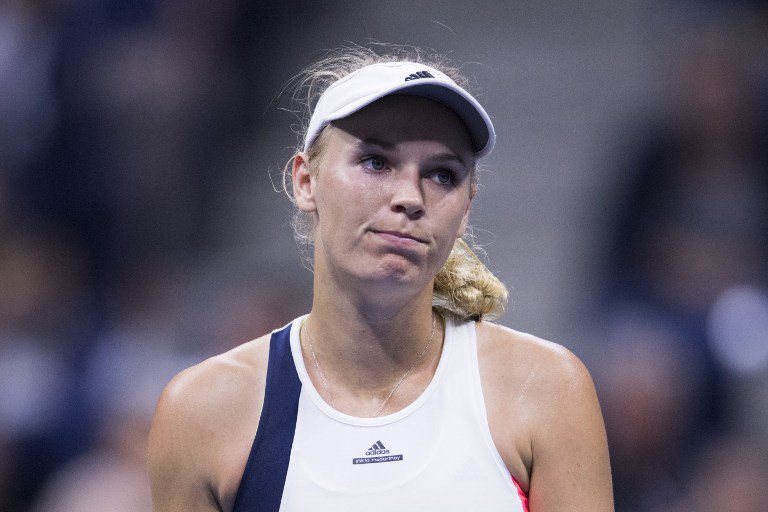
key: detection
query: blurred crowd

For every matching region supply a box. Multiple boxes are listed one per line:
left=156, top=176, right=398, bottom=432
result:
left=1, top=2, right=312, bottom=510
left=1, top=1, right=767, bottom=511
left=591, top=27, right=768, bottom=512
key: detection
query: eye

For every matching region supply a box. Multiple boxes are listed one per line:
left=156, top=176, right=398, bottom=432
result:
left=361, top=156, right=387, bottom=172
left=432, top=169, right=456, bottom=186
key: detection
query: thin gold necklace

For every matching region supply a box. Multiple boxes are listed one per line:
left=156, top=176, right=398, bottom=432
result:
left=303, top=313, right=438, bottom=417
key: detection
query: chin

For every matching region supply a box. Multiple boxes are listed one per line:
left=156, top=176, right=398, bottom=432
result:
left=358, top=256, right=434, bottom=290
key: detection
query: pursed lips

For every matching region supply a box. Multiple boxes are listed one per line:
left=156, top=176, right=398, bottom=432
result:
left=370, top=229, right=428, bottom=244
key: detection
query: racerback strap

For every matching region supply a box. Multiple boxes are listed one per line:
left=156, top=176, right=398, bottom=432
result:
left=232, top=323, right=301, bottom=512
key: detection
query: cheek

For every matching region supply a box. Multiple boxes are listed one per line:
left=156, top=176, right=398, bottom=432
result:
left=320, top=167, right=387, bottom=210
left=432, top=200, right=471, bottom=253
left=314, top=169, right=378, bottom=233
left=441, top=194, right=472, bottom=233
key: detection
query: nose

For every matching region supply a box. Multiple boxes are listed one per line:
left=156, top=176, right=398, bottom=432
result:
left=390, top=170, right=425, bottom=219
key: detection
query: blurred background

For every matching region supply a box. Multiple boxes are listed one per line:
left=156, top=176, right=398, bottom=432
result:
left=1, top=1, right=767, bottom=510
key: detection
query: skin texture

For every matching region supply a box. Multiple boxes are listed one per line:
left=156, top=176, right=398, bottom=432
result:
left=148, top=95, right=613, bottom=511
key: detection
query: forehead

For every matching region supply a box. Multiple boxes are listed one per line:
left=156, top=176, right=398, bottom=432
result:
left=329, top=95, right=475, bottom=159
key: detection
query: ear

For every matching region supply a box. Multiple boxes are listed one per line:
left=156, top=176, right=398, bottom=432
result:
left=457, top=184, right=476, bottom=237
left=292, top=152, right=316, bottom=212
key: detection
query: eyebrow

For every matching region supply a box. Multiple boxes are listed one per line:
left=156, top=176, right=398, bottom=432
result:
left=356, top=138, right=468, bottom=168
left=430, top=153, right=468, bottom=168
left=357, top=138, right=397, bottom=151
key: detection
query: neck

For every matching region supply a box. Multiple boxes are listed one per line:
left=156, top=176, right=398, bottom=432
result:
left=304, top=264, right=442, bottom=403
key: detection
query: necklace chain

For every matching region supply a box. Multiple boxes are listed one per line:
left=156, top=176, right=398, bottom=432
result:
left=303, top=313, right=437, bottom=417
left=305, top=325, right=337, bottom=410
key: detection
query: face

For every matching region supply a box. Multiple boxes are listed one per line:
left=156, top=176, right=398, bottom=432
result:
left=293, top=95, right=476, bottom=294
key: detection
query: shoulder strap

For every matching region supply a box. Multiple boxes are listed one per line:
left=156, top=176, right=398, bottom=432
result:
left=232, top=323, right=302, bottom=512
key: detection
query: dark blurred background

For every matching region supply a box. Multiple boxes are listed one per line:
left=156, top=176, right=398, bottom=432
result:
left=1, top=1, right=767, bottom=511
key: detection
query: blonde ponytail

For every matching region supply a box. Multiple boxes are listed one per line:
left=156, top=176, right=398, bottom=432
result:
left=432, top=238, right=508, bottom=321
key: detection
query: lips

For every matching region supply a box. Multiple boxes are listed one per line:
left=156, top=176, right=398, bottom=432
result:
left=371, top=230, right=428, bottom=244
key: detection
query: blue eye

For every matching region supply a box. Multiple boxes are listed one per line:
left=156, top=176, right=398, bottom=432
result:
left=433, top=169, right=455, bottom=185
left=362, top=156, right=386, bottom=171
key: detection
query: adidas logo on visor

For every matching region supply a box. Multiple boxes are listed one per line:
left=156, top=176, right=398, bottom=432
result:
left=404, top=70, right=434, bottom=81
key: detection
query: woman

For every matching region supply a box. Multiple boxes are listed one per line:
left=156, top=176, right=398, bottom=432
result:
left=148, top=47, right=613, bottom=511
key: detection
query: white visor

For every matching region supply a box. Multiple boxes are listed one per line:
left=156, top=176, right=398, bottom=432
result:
left=303, top=61, right=495, bottom=158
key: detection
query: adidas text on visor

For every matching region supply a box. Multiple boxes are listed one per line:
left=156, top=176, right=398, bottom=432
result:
left=303, top=61, right=495, bottom=158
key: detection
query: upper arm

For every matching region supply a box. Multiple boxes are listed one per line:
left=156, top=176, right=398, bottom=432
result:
left=527, top=348, right=613, bottom=512
left=147, top=339, right=269, bottom=512
left=148, top=368, right=222, bottom=512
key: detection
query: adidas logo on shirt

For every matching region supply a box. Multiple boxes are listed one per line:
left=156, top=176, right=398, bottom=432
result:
left=404, top=71, right=434, bottom=81
left=353, top=440, right=403, bottom=465
left=365, top=440, right=389, bottom=456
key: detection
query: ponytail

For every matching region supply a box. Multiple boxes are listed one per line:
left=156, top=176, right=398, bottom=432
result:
left=432, top=238, right=508, bottom=321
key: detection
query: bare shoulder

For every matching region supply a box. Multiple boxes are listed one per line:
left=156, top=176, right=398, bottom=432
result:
left=476, top=321, right=613, bottom=511
left=148, top=334, right=271, bottom=511
left=475, top=320, right=602, bottom=440
left=476, top=320, right=593, bottom=392
left=158, top=333, right=272, bottom=420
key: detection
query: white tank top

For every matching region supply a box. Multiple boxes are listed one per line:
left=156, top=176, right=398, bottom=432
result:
left=278, top=314, right=529, bottom=511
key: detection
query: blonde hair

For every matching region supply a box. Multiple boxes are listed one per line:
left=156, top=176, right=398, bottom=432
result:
left=280, top=44, right=508, bottom=321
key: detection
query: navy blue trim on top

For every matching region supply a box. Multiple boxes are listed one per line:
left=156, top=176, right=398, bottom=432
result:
left=232, top=323, right=302, bottom=512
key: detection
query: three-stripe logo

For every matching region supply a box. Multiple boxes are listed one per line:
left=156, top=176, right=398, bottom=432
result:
left=365, top=441, right=389, bottom=456
left=404, top=71, right=435, bottom=81
left=353, top=440, right=403, bottom=465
